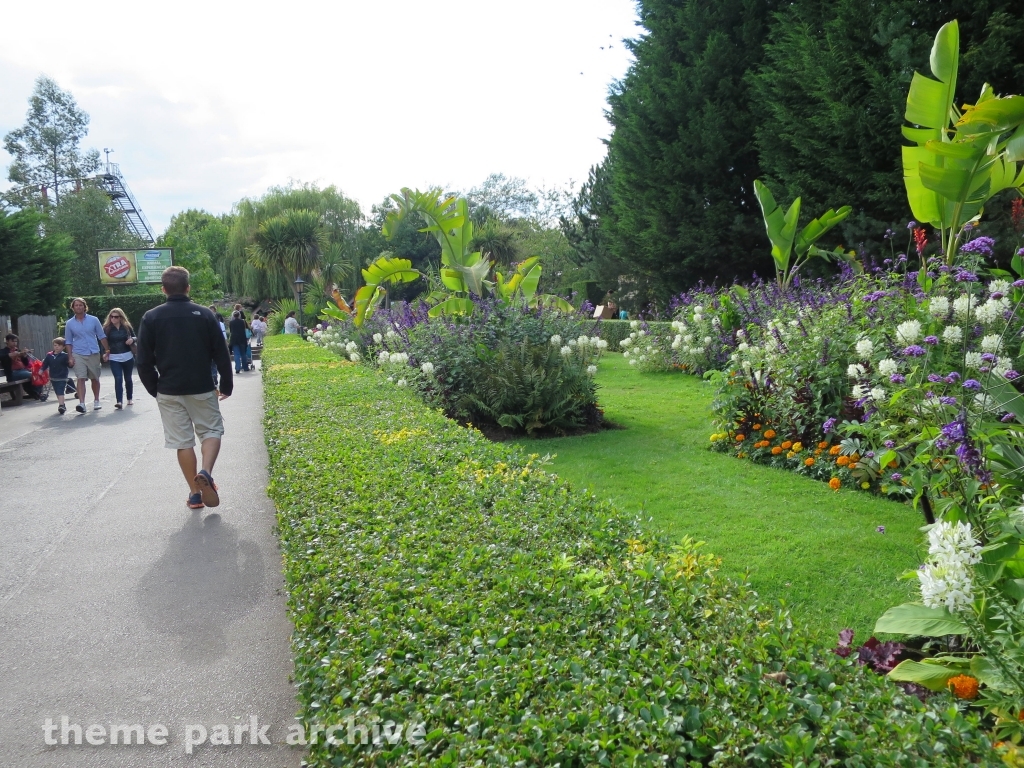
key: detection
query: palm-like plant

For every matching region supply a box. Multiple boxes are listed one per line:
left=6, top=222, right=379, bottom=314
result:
left=248, top=209, right=327, bottom=304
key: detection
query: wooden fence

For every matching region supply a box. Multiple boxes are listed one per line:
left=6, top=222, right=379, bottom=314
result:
left=0, top=315, right=59, bottom=360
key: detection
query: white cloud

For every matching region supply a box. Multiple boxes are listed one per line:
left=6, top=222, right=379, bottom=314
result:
left=0, top=0, right=638, bottom=235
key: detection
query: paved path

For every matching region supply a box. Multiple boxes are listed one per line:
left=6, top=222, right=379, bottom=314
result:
left=0, top=365, right=302, bottom=766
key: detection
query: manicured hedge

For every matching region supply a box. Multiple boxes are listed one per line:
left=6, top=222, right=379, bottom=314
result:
left=595, top=319, right=673, bottom=350
left=62, top=294, right=165, bottom=325
left=262, top=335, right=998, bottom=767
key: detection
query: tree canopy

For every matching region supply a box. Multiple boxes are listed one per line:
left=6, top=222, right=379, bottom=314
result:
left=48, top=186, right=144, bottom=296
left=156, top=209, right=231, bottom=301
left=0, top=208, right=74, bottom=316
left=3, top=75, right=100, bottom=209
left=221, top=183, right=362, bottom=301
left=589, top=0, right=1024, bottom=301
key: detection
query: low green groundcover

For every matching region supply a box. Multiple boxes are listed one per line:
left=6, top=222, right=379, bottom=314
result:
left=263, top=336, right=997, bottom=767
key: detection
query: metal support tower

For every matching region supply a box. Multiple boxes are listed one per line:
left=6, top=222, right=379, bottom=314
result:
left=95, top=161, right=155, bottom=245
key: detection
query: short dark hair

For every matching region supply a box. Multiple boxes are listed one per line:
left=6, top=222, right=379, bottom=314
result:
left=162, top=266, right=190, bottom=294
left=287, top=310, right=296, bottom=318
left=5, top=333, right=17, bottom=342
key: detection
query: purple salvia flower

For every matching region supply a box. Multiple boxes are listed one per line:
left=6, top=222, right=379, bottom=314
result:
left=927, top=374, right=942, bottom=383
left=822, top=417, right=837, bottom=434
left=1005, top=370, right=1020, bottom=380
left=884, top=440, right=895, bottom=448
left=890, top=374, right=906, bottom=384
left=940, top=396, right=957, bottom=406
left=902, top=345, right=926, bottom=357
left=963, top=379, right=982, bottom=390
left=1001, top=413, right=1016, bottom=422
left=890, top=474, right=902, bottom=482
left=877, top=526, right=886, bottom=534
left=924, top=335, right=939, bottom=345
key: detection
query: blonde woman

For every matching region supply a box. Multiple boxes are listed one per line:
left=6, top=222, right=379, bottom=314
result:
left=103, top=308, right=137, bottom=409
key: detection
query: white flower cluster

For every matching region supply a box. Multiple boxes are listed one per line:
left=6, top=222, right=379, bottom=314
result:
left=953, top=295, right=974, bottom=321
left=855, top=338, right=874, bottom=359
left=917, top=521, right=982, bottom=613
left=877, top=358, right=898, bottom=377
left=895, top=319, right=921, bottom=344
left=309, top=325, right=362, bottom=362
left=942, top=325, right=963, bottom=344
left=928, top=296, right=950, bottom=318
left=975, top=296, right=1010, bottom=325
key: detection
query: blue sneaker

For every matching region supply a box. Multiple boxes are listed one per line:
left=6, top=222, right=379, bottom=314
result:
left=187, top=492, right=204, bottom=510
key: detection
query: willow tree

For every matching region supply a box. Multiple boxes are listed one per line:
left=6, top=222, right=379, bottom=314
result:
left=221, top=183, right=362, bottom=300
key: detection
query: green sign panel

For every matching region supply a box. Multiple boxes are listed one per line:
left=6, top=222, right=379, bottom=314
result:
left=134, top=249, right=174, bottom=283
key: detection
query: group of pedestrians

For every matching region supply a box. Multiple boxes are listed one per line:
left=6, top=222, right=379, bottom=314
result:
left=2, top=268, right=258, bottom=510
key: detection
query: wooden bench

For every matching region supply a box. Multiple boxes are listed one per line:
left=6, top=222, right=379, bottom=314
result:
left=0, top=379, right=27, bottom=408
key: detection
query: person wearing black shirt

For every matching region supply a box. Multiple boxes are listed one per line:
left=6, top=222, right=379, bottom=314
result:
left=228, top=311, right=250, bottom=374
left=136, top=267, right=233, bottom=510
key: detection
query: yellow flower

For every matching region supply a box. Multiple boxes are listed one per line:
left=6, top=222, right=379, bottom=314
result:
left=793, top=442, right=803, bottom=452
left=861, top=481, right=870, bottom=489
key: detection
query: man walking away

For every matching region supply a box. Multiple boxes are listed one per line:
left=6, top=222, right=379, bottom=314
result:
left=64, top=298, right=109, bottom=413
left=136, top=267, right=233, bottom=510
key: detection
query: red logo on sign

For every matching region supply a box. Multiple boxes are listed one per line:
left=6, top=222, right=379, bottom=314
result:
left=104, top=255, right=132, bottom=279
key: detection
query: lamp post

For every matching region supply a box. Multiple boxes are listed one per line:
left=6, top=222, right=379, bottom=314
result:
left=294, top=277, right=306, bottom=336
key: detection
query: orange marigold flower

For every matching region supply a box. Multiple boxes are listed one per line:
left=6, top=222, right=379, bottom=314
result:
left=829, top=445, right=842, bottom=455
left=948, top=674, right=979, bottom=700
left=735, top=434, right=745, bottom=441
left=888, top=460, right=898, bottom=469
left=737, top=451, right=746, bottom=459
left=771, top=446, right=783, bottom=455
left=836, top=456, right=850, bottom=467
left=818, top=441, right=829, bottom=449
left=804, top=458, right=815, bottom=467
left=829, top=477, right=841, bottom=491
left=781, top=441, right=793, bottom=450
left=850, top=453, right=861, bottom=463
left=764, top=429, right=776, bottom=439
left=753, top=423, right=762, bottom=431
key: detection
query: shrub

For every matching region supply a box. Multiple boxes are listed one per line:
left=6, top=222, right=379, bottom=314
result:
left=62, top=294, right=165, bottom=326
left=262, top=336, right=999, bottom=767
left=313, top=299, right=609, bottom=434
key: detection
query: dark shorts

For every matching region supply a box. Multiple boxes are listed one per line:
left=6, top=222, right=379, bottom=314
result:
left=50, top=378, right=69, bottom=393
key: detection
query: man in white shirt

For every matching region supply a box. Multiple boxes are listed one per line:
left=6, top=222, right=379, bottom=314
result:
left=64, top=297, right=110, bottom=413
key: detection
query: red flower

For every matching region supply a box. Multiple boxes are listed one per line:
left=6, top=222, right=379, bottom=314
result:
left=913, top=227, right=928, bottom=256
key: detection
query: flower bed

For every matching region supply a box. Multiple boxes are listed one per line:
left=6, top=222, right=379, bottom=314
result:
left=262, top=335, right=998, bottom=767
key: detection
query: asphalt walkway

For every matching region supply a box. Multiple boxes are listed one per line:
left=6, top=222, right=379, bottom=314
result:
left=0, top=364, right=302, bottom=766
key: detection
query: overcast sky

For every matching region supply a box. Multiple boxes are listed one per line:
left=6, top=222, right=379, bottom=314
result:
left=0, top=0, right=639, bottom=236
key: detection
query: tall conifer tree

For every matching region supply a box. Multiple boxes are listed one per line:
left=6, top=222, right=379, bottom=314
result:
left=603, top=0, right=775, bottom=300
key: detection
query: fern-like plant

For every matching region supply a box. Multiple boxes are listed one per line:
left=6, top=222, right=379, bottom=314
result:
left=460, top=340, right=598, bottom=435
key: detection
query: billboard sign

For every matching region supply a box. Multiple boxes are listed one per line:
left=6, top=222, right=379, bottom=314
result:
left=97, top=249, right=173, bottom=285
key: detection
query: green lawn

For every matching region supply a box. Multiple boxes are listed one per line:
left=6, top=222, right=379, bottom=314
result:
left=517, top=354, right=924, bottom=640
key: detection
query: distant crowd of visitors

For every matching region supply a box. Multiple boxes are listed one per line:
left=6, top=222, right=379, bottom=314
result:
left=1, top=298, right=270, bottom=415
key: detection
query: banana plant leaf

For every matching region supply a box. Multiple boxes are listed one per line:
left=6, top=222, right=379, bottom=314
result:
left=361, top=255, right=420, bottom=287
left=888, top=659, right=963, bottom=692
left=529, top=294, right=574, bottom=312
left=874, top=603, right=969, bottom=636
left=427, top=297, right=475, bottom=318
left=753, top=180, right=800, bottom=274
left=440, top=267, right=466, bottom=292
left=353, top=284, right=384, bottom=328
left=793, top=206, right=851, bottom=256
left=452, top=254, right=492, bottom=297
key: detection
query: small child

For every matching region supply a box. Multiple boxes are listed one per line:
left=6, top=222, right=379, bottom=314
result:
left=42, top=337, right=71, bottom=415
